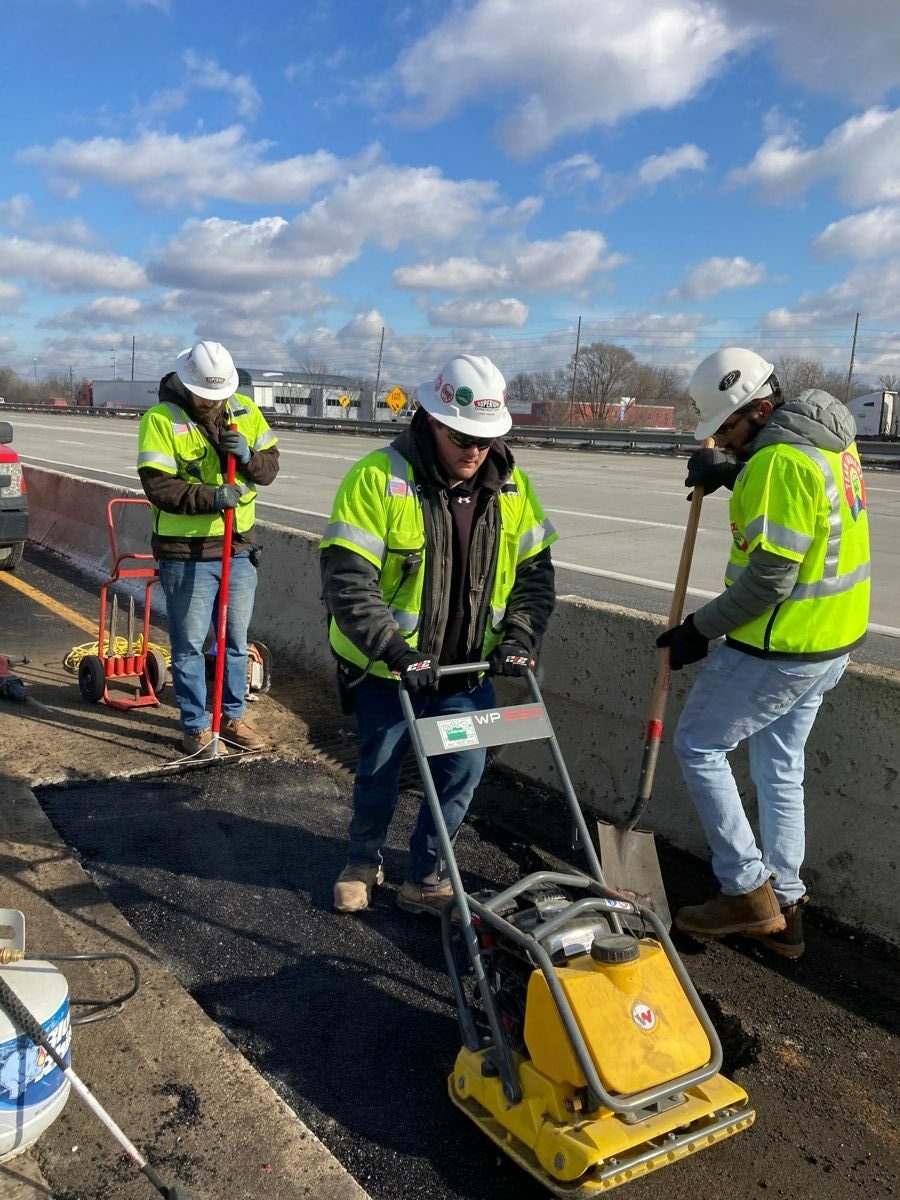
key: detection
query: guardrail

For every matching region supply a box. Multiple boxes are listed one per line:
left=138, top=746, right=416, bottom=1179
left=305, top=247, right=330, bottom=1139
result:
left=4, top=402, right=899, bottom=459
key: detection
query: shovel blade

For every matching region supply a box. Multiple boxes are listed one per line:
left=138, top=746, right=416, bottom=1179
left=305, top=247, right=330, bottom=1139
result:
left=597, top=821, right=671, bottom=930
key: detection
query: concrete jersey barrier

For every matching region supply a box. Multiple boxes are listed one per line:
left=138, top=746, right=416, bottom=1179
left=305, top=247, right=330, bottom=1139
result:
left=23, top=466, right=900, bottom=944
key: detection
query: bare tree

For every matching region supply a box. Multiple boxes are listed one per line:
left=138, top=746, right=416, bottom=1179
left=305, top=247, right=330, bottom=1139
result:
left=530, top=369, right=570, bottom=424
left=506, top=372, right=537, bottom=411
left=572, top=341, right=637, bottom=425
left=876, top=373, right=900, bottom=391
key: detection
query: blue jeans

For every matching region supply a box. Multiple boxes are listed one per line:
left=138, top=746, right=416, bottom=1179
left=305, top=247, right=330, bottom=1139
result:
left=673, top=644, right=849, bottom=905
left=157, top=554, right=258, bottom=734
left=348, top=677, right=496, bottom=885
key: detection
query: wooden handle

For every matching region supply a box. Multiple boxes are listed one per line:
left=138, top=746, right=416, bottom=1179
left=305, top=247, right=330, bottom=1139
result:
left=625, top=436, right=714, bottom=830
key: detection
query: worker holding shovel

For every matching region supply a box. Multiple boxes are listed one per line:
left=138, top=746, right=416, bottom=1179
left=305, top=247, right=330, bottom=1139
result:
left=137, top=341, right=279, bottom=757
left=657, top=348, right=870, bottom=958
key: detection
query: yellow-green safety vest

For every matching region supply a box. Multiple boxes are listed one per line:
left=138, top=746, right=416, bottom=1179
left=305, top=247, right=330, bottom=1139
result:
left=725, top=441, right=870, bottom=657
left=321, top=445, right=557, bottom=678
left=136, top=392, right=277, bottom=538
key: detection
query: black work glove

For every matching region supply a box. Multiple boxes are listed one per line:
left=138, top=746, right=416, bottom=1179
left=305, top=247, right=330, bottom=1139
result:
left=488, top=640, right=537, bottom=677
left=684, top=448, right=741, bottom=497
left=220, top=429, right=251, bottom=463
left=390, top=650, right=439, bottom=692
left=213, top=483, right=248, bottom=511
left=656, top=614, right=709, bottom=671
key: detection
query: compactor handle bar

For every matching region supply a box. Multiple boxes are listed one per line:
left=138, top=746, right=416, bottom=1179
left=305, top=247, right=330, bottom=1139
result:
left=432, top=661, right=491, bottom=677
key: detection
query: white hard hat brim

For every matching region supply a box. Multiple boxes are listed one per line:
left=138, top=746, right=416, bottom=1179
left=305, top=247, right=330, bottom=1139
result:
left=414, top=378, right=512, bottom=438
left=175, top=347, right=238, bottom=401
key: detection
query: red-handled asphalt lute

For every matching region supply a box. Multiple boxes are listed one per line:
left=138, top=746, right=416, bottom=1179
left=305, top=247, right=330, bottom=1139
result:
left=209, top=422, right=237, bottom=760
left=597, top=436, right=716, bottom=926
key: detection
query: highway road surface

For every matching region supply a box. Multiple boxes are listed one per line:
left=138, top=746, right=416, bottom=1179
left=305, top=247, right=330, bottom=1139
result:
left=8, top=411, right=900, bottom=666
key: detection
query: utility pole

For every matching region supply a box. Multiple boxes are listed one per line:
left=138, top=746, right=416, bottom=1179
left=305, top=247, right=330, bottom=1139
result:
left=131, top=336, right=135, bottom=381
left=373, top=326, right=385, bottom=414
left=568, top=315, right=582, bottom=425
left=110, top=346, right=117, bottom=382
left=845, top=312, right=860, bottom=402
left=68, top=365, right=74, bottom=403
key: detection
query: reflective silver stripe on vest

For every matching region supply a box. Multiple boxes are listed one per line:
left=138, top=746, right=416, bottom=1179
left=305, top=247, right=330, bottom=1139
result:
left=389, top=607, right=418, bottom=632
left=491, top=605, right=506, bottom=629
left=790, top=561, right=870, bottom=600
left=253, top=432, right=277, bottom=451
left=744, top=515, right=813, bottom=555
left=792, top=445, right=842, bottom=577
left=137, top=450, right=177, bottom=470
left=161, top=401, right=196, bottom=429
left=322, top=520, right=385, bottom=561
left=724, top=561, right=745, bottom=584
left=517, top=519, right=556, bottom=560
left=382, top=445, right=414, bottom=498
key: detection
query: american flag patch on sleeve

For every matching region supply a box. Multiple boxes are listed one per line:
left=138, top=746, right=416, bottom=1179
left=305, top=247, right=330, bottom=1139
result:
left=388, top=478, right=410, bottom=497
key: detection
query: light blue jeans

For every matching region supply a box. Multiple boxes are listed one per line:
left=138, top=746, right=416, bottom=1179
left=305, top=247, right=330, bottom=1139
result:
left=673, top=644, right=849, bottom=905
left=157, top=554, right=258, bottom=734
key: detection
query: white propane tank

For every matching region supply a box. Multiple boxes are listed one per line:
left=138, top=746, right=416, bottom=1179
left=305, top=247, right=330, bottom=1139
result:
left=0, top=910, right=71, bottom=1162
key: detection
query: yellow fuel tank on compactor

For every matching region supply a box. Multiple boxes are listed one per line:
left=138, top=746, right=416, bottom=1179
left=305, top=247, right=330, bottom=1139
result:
left=449, top=935, right=754, bottom=1195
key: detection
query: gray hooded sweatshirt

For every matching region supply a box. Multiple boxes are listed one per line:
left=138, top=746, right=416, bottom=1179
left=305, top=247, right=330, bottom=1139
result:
left=692, top=389, right=858, bottom=643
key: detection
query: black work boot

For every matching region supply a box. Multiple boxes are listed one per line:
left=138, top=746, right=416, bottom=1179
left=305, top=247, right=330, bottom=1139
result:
left=674, top=879, right=786, bottom=939
left=752, top=895, right=808, bottom=959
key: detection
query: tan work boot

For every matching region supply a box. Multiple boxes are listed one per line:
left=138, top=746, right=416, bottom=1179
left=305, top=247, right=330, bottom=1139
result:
left=221, top=716, right=266, bottom=751
left=333, top=864, right=385, bottom=913
left=182, top=728, right=213, bottom=758
left=396, top=879, right=454, bottom=917
left=752, top=895, right=808, bottom=959
left=674, top=879, right=786, bottom=939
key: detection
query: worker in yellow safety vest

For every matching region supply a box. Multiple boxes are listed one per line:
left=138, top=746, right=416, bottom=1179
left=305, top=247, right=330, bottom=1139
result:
left=137, top=341, right=279, bottom=757
left=657, top=348, right=870, bottom=958
left=321, top=354, right=557, bottom=916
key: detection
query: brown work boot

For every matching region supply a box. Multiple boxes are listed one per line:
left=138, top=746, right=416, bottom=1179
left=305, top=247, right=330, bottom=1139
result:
left=674, top=879, right=786, bottom=939
left=752, top=895, right=808, bottom=959
left=221, top=716, right=266, bottom=751
left=182, top=728, right=213, bottom=758
left=333, top=864, right=385, bottom=913
left=396, top=878, right=454, bottom=917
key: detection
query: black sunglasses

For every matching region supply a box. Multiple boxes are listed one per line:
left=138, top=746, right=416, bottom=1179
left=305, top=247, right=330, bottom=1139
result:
left=444, top=427, right=494, bottom=451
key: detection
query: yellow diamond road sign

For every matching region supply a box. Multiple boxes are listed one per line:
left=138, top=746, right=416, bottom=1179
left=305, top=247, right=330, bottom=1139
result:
left=386, top=385, right=407, bottom=414
left=338, top=394, right=351, bottom=407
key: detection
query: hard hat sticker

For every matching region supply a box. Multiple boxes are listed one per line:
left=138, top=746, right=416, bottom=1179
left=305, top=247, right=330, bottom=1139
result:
left=631, top=1002, right=657, bottom=1031
left=719, top=369, right=741, bottom=390
left=455, top=387, right=474, bottom=406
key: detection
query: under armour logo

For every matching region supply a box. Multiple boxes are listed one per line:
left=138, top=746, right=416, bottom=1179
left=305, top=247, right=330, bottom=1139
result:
left=456, top=495, right=472, bottom=504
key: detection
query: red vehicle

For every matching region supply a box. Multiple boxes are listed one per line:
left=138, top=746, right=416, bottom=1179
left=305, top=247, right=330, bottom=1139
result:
left=0, top=420, right=27, bottom=571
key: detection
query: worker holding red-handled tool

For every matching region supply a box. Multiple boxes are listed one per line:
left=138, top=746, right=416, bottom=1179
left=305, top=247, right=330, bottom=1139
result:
left=137, top=341, right=280, bottom=758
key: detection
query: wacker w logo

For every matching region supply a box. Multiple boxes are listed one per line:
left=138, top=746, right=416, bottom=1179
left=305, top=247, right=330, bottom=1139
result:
left=473, top=706, right=544, bottom=725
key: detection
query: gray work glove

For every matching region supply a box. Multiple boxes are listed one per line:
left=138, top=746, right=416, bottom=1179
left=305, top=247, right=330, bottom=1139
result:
left=213, top=483, right=248, bottom=510
left=220, top=429, right=251, bottom=463
left=685, top=448, right=741, bottom=497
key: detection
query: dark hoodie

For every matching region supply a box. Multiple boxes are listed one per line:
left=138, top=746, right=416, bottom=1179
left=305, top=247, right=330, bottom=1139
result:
left=321, top=408, right=555, bottom=674
left=692, top=390, right=859, bottom=645
left=138, top=372, right=279, bottom=560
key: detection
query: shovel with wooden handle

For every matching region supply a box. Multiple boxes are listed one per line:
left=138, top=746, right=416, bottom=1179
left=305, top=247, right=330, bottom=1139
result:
left=597, top=436, right=716, bottom=928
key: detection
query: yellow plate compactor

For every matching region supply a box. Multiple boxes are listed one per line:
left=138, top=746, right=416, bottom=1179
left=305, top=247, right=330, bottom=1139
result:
left=399, top=663, right=754, bottom=1195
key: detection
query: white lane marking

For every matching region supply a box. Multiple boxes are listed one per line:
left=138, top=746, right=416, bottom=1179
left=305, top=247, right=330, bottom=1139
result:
left=546, top=506, right=707, bottom=533
left=11, top=420, right=137, bottom=438
left=555, top=559, right=899, bottom=637
left=277, top=447, right=359, bottom=462
left=258, top=500, right=329, bottom=518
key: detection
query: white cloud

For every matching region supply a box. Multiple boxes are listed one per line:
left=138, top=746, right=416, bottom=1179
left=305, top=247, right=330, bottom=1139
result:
left=148, top=166, right=498, bottom=291
left=39, top=297, right=145, bottom=331
left=0, top=195, right=31, bottom=228
left=0, top=282, right=23, bottom=312
left=393, top=257, right=508, bottom=292
left=668, top=255, right=767, bottom=301
left=428, top=298, right=529, bottom=328
left=182, top=52, right=262, bottom=120
left=389, top=0, right=752, bottom=156
left=812, top=205, right=900, bottom=260
left=392, top=231, right=624, bottom=298
left=543, top=154, right=603, bottom=191
left=20, top=128, right=379, bottom=207
left=636, top=144, right=708, bottom=187
left=730, top=107, right=900, bottom=206
left=0, top=337, right=15, bottom=354
left=0, top=237, right=147, bottom=293
left=760, top=258, right=900, bottom=327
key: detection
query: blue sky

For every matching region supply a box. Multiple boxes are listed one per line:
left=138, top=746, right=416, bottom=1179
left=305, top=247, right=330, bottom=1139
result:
left=3, top=0, right=900, bottom=390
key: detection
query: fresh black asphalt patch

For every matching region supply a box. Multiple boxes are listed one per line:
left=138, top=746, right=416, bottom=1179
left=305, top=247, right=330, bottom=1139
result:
left=38, top=758, right=900, bottom=1200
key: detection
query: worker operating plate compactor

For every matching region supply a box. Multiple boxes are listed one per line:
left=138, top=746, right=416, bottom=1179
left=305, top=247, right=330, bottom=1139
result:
left=399, top=662, right=754, bottom=1194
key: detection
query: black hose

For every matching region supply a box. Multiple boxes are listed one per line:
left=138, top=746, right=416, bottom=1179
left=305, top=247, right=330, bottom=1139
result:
left=28, top=950, right=140, bottom=1024
left=0, top=973, right=195, bottom=1200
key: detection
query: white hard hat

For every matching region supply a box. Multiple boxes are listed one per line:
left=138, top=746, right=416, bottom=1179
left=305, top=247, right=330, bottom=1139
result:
left=688, top=348, right=776, bottom=441
left=414, top=354, right=512, bottom=439
left=175, top=340, right=238, bottom=402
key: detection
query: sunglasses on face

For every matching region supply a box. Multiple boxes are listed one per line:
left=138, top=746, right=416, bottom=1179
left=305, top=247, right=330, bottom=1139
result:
left=444, top=428, right=494, bottom=451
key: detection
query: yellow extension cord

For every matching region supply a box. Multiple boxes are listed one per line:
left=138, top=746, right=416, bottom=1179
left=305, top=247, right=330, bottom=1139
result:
left=63, top=637, right=172, bottom=675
